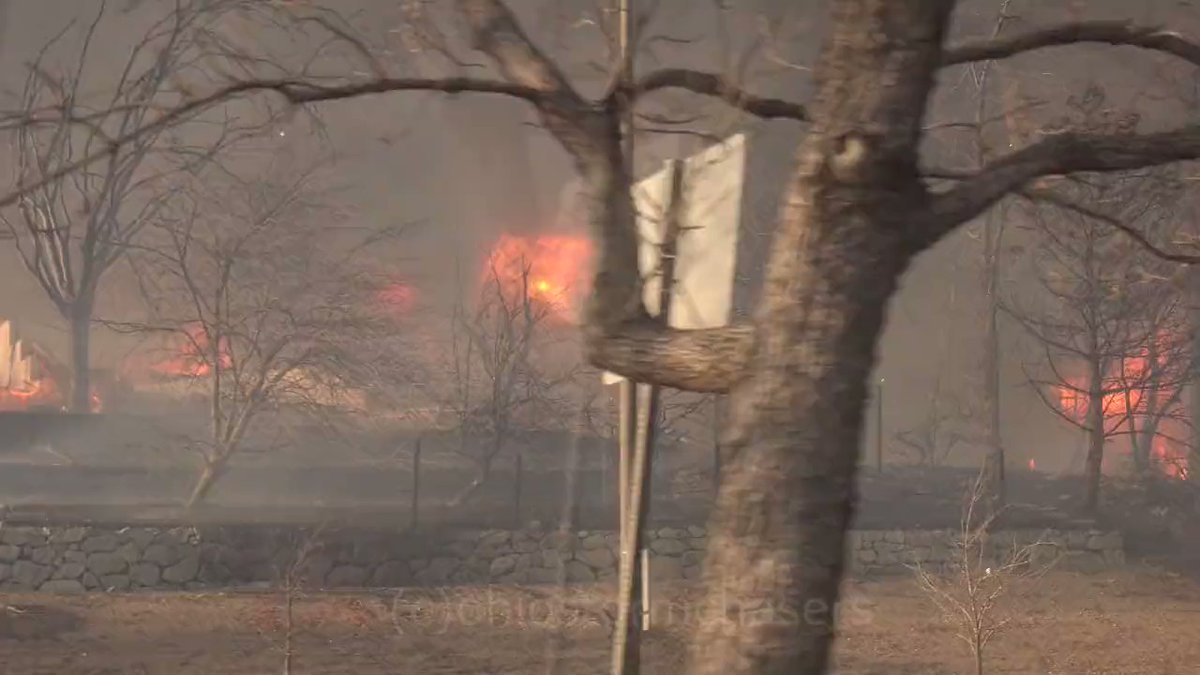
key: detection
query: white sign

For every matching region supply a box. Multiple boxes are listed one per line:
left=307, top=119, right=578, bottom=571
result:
left=603, top=134, right=745, bottom=385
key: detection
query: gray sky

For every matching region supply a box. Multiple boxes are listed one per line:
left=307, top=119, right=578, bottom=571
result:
left=0, top=0, right=1198, bottom=470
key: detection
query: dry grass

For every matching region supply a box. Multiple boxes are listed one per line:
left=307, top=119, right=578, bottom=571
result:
left=0, top=566, right=1197, bottom=673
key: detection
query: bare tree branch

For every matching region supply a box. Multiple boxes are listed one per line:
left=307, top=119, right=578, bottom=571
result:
left=943, top=22, right=1200, bottom=70
left=0, top=73, right=546, bottom=216
left=585, top=320, right=753, bottom=392
left=631, top=68, right=808, bottom=121
left=922, top=124, right=1200, bottom=246
left=1015, top=187, right=1200, bottom=265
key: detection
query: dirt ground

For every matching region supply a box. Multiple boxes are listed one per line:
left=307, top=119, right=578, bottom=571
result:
left=1, top=565, right=1198, bottom=674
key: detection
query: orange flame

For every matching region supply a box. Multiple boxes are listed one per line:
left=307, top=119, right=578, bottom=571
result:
left=482, top=234, right=593, bottom=321
left=0, top=376, right=102, bottom=413
left=149, top=323, right=232, bottom=378
left=0, top=378, right=57, bottom=411
left=1055, top=343, right=1189, bottom=480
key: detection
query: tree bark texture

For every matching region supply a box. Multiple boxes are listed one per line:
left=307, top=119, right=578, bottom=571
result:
left=1190, top=270, right=1200, bottom=479
left=687, top=3, right=957, bottom=673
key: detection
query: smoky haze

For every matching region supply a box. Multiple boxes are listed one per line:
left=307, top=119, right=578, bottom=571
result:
left=0, top=0, right=1196, bottom=505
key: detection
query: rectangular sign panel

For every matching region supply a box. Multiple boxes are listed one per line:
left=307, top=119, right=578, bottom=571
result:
left=603, top=133, right=745, bottom=385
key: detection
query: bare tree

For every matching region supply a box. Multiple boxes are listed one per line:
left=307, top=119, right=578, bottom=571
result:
left=1005, top=84, right=1190, bottom=510
left=943, top=0, right=1019, bottom=512
left=895, top=376, right=974, bottom=468
left=913, top=470, right=1061, bottom=675
left=0, top=1, right=252, bottom=411
left=119, top=161, right=393, bottom=507
left=1111, top=292, right=1193, bottom=481
left=8, top=2, right=1200, bottom=673
left=892, top=229, right=983, bottom=470
left=442, top=255, right=577, bottom=505
left=274, top=524, right=327, bottom=675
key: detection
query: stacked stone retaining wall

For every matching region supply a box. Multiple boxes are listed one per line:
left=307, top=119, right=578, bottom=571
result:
left=0, top=523, right=1124, bottom=592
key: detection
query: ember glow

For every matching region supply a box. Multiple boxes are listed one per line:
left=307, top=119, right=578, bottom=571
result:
left=0, top=378, right=59, bottom=411
left=1055, top=349, right=1190, bottom=480
left=2, top=320, right=54, bottom=410
left=149, top=323, right=232, bottom=379
left=0, top=319, right=102, bottom=412
left=482, top=234, right=593, bottom=321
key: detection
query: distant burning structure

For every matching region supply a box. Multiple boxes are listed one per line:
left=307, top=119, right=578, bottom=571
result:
left=0, top=320, right=60, bottom=411
left=0, top=319, right=107, bottom=412
left=1056, top=351, right=1190, bottom=480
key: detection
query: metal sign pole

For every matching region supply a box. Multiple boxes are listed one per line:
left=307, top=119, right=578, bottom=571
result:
left=613, top=159, right=685, bottom=675
left=617, top=378, right=635, bottom=608
left=611, top=1, right=640, bottom=671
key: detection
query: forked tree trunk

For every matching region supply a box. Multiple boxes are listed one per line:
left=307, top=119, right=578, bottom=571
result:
left=688, top=3, right=956, bottom=672
left=67, top=305, right=93, bottom=413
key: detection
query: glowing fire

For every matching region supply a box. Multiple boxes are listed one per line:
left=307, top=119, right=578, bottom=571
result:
left=0, top=319, right=102, bottom=412
left=482, top=234, right=594, bottom=321
left=149, top=323, right=232, bottom=378
left=0, top=378, right=58, bottom=411
left=1055, top=347, right=1190, bottom=480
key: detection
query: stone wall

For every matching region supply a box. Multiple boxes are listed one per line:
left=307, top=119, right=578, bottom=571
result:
left=0, top=523, right=1124, bottom=593
left=845, top=528, right=1125, bottom=575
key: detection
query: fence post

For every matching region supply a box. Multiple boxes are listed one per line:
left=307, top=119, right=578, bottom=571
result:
left=876, top=378, right=884, bottom=472
left=410, top=437, right=422, bottom=531
left=514, top=451, right=524, bottom=528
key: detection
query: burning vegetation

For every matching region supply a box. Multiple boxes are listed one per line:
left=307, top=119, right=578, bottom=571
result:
left=481, top=234, right=593, bottom=322
left=1056, top=345, right=1190, bottom=480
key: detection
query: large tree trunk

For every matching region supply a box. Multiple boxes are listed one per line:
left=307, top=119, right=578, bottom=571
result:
left=67, top=304, right=92, bottom=414
left=1190, top=270, right=1200, bottom=479
left=688, top=3, right=955, bottom=672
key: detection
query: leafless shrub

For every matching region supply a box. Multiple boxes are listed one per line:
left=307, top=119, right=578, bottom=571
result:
left=438, top=255, right=579, bottom=506
left=244, top=524, right=328, bottom=675
left=113, top=158, right=407, bottom=507
left=894, top=378, right=976, bottom=468
left=912, top=471, right=1062, bottom=675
